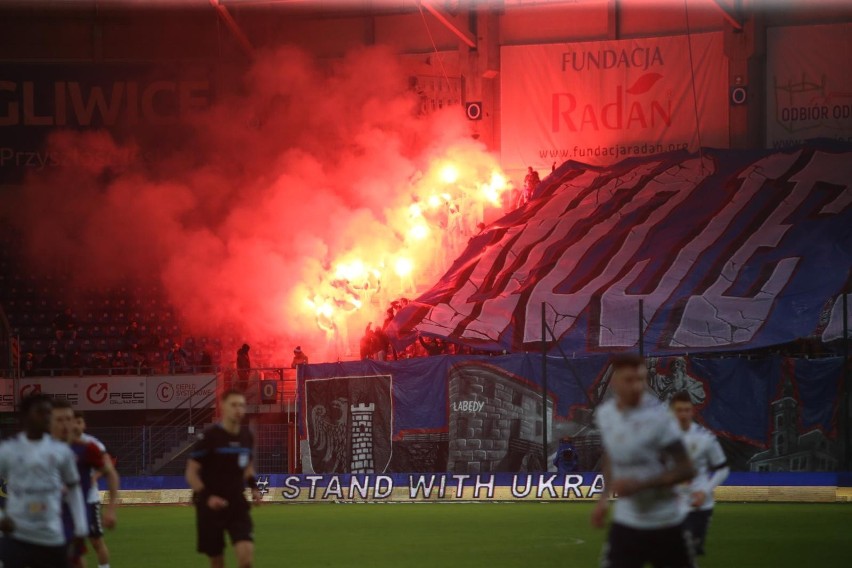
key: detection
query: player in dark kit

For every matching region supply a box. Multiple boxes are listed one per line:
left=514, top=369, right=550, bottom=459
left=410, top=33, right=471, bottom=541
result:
left=186, top=390, right=262, bottom=568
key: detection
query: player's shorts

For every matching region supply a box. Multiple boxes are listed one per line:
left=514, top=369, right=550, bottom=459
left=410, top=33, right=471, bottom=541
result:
left=196, top=499, right=254, bottom=557
left=684, top=509, right=713, bottom=556
left=601, top=522, right=696, bottom=568
left=0, top=537, right=69, bottom=568
left=87, top=502, right=105, bottom=539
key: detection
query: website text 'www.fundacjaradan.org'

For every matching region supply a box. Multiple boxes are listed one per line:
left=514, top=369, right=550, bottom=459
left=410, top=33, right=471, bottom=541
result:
left=538, top=140, right=690, bottom=161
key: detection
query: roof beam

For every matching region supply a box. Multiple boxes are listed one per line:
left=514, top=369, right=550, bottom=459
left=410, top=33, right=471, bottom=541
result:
left=420, top=1, right=477, bottom=50
left=710, top=0, right=744, bottom=31
left=210, top=0, right=255, bottom=58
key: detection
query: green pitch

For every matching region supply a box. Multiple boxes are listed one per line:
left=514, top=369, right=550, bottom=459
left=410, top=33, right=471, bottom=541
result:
left=96, top=502, right=848, bottom=567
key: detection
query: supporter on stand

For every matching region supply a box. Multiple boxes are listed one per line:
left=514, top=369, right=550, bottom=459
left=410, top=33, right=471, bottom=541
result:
left=374, top=326, right=391, bottom=362
left=360, top=324, right=376, bottom=360
left=291, top=346, right=309, bottom=368
left=39, top=345, right=63, bottom=376
left=518, top=166, right=540, bottom=208
left=21, top=352, right=36, bottom=377
left=236, top=344, right=251, bottom=391
left=418, top=336, right=452, bottom=357
left=129, top=350, right=149, bottom=375
left=168, top=343, right=189, bottom=375
left=199, top=349, right=213, bottom=373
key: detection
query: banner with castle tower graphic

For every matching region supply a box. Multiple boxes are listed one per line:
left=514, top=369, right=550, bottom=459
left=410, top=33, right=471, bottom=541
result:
left=298, top=354, right=845, bottom=476
left=304, top=375, right=393, bottom=475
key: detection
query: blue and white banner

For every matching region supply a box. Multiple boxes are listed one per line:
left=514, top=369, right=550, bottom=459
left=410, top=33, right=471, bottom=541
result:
left=390, top=143, right=852, bottom=354
left=299, top=354, right=844, bottom=474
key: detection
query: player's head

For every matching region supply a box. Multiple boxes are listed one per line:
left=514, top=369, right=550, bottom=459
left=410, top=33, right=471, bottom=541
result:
left=669, top=391, right=694, bottom=430
left=609, top=353, right=647, bottom=407
left=73, top=410, right=86, bottom=439
left=220, top=390, right=247, bottom=424
left=20, top=393, right=53, bottom=435
left=50, top=399, right=75, bottom=442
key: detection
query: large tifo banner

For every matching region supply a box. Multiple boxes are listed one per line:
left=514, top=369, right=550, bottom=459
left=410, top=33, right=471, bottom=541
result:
left=299, top=355, right=844, bottom=475
left=501, top=33, right=728, bottom=171
left=390, top=144, right=852, bottom=354
left=766, top=23, right=852, bottom=149
left=0, top=374, right=216, bottom=412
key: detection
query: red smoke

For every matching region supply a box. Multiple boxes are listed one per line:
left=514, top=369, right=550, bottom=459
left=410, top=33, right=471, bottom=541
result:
left=8, top=46, right=510, bottom=364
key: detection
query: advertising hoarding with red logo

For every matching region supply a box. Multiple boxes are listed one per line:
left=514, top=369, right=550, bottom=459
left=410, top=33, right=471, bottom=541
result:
left=0, top=374, right=216, bottom=411
left=766, top=23, right=852, bottom=149
left=500, top=33, right=728, bottom=172
left=10, top=377, right=146, bottom=411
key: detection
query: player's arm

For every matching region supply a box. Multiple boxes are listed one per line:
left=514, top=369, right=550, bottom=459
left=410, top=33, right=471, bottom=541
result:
left=244, top=460, right=262, bottom=505
left=693, top=439, right=729, bottom=508
left=98, top=452, right=120, bottom=529
left=590, top=451, right=612, bottom=529
left=61, top=451, right=89, bottom=539
left=614, top=440, right=695, bottom=497
left=185, top=458, right=205, bottom=494
left=186, top=451, right=229, bottom=511
left=0, top=448, right=13, bottom=533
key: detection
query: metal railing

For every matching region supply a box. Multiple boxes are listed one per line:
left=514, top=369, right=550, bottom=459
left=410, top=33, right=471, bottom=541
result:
left=102, top=374, right=218, bottom=475
left=86, top=424, right=292, bottom=477
left=20, top=365, right=224, bottom=378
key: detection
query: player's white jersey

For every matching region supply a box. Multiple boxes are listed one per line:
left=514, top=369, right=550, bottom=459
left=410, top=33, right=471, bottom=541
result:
left=81, top=432, right=107, bottom=504
left=0, top=433, right=81, bottom=546
left=595, top=392, right=687, bottom=530
left=680, top=422, right=728, bottom=512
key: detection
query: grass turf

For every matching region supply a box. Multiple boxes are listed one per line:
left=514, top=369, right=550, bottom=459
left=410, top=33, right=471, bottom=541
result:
left=94, top=502, right=848, bottom=567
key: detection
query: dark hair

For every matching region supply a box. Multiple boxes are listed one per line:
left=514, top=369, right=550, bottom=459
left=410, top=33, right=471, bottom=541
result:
left=73, top=410, right=86, bottom=420
left=609, top=353, right=645, bottom=370
left=220, top=389, right=245, bottom=402
left=670, top=391, right=693, bottom=405
left=20, top=393, right=52, bottom=416
left=51, top=398, right=73, bottom=411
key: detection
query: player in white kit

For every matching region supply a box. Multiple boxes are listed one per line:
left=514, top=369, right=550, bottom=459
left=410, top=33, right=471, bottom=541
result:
left=591, top=355, right=697, bottom=568
left=0, top=394, right=89, bottom=568
left=669, top=391, right=730, bottom=556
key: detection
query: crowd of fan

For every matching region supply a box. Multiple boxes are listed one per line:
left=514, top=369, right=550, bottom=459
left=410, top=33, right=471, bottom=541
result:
left=19, top=308, right=221, bottom=377
left=358, top=297, right=503, bottom=361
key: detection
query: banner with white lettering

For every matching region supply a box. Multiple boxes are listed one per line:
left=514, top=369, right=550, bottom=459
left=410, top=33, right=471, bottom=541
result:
left=766, top=23, right=852, bottom=149
left=254, top=473, right=606, bottom=502
left=390, top=143, right=852, bottom=354
left=0, top=374, right=216, bottom=411
left=500, top=33, right=728, bottom=172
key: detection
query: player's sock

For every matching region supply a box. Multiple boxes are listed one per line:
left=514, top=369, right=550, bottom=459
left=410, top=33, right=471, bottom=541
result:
left=98, top=564, right=110, bottom=568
